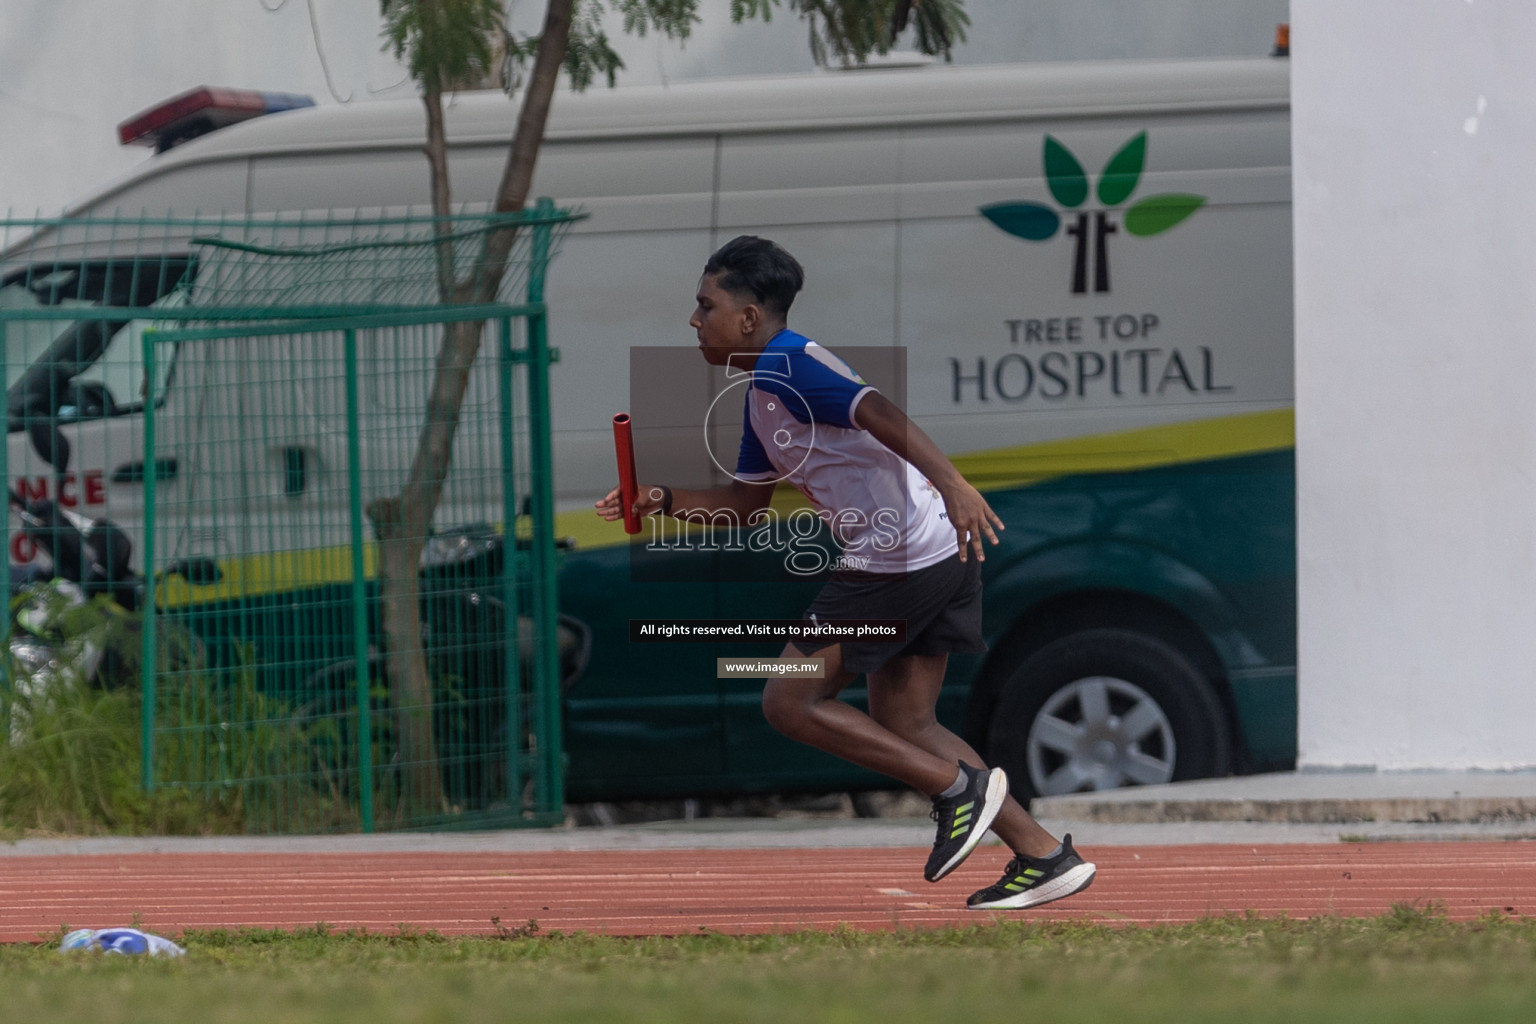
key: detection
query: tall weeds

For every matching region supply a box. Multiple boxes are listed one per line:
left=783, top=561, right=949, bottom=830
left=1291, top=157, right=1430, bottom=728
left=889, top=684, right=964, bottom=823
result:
left=1, top=596, right=353, bottom=835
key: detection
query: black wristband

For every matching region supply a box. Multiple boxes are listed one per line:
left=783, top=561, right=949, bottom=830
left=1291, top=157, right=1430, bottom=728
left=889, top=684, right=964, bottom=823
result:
left=656, top=485, right=673, bottom=517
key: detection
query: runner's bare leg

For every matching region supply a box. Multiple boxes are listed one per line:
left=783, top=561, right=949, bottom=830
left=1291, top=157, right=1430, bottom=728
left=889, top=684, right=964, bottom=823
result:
left=761, top=642, right=963, bottom=796
left=762, top=643, right=1057, bottom=856
left=867, top=652, right=1058, bottom=857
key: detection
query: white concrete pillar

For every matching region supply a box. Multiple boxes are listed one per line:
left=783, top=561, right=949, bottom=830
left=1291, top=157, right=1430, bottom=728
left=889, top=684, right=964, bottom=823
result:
left=1294, top=1, right=1536, bottom=768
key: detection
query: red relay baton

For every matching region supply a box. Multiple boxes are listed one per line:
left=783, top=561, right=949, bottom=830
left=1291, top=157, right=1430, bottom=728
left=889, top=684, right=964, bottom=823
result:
left=612, top=413, right=641, bottom=535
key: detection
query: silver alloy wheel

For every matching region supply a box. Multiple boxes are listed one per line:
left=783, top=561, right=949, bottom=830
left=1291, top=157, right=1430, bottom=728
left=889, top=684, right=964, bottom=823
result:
left=1025, top=675, right=1177, bottom=796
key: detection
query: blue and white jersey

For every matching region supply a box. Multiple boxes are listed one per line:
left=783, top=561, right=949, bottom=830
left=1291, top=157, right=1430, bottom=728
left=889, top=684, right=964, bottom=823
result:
left=734, top=329, right=956, bottom=574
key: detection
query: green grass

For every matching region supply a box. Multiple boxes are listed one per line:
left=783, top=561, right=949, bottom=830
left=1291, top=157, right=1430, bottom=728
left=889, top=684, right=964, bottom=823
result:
left=1, top=600, right=347, bottom=837
left=3, top=908, right=1535, bottom=1023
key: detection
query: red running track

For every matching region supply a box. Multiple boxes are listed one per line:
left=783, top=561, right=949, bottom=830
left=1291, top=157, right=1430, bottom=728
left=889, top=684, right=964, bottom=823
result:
left=3, top=843, right=1533, bottom=942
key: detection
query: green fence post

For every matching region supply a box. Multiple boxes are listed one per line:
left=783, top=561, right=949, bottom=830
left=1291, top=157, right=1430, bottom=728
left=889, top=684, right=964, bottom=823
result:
left=528, top=199, right=554, bottom=306
left=344, top=327, right=375, bottom=833
left=141, top=329, right=159, bottom=793
left=529, top=311, right=563, bottom=814
left=497, top=315, right=525, bottom=812
left=526, top=199, right=565, bottom=814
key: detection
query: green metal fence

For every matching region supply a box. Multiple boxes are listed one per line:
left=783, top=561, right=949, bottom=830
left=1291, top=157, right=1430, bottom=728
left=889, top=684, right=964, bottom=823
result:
left=2, top=208, right=577, bottom=832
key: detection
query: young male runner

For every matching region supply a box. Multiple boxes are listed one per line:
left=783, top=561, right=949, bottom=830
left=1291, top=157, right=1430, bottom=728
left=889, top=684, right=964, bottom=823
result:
left=596, top=236, right=1095, bottom=909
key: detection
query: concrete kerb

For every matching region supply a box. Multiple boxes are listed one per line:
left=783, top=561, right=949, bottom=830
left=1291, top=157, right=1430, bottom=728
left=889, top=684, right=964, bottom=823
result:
left=7, top=771, right=1536, bottom=857
left=7, top=816, right=1536, bottom=858
left=1029, top=769, right=1536, bottom=827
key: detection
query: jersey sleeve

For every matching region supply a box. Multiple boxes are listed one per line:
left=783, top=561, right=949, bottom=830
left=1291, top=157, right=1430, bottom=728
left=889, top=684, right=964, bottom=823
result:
left=754, top=341, right=877, bottom=430
left=734, top=391, right=777, bottom=481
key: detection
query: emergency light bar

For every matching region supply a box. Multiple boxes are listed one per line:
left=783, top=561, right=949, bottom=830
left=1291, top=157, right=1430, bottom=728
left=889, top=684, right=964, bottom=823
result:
left=117, top=87, right=316, bottom=152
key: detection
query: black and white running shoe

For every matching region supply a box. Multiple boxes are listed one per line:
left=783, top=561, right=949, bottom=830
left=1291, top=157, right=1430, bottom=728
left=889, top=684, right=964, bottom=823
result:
left=924, top=762, right=1008, bottom=883
left=966, top=833, right=1097, bottom=910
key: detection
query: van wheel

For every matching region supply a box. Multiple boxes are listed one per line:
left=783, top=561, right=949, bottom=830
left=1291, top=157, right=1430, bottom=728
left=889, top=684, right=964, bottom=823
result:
left=982, top=628, right=1231, bottom=803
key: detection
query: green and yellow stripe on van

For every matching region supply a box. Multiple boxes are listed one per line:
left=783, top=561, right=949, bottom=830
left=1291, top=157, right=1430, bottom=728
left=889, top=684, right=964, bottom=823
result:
left=558, top=408, right=1295, bottom=553
left=154, top=408, right=1293, bottom=604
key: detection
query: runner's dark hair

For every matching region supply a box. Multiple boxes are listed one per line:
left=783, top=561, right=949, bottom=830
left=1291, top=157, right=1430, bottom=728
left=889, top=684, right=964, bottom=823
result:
left=704, top=235, right=804, bottom=318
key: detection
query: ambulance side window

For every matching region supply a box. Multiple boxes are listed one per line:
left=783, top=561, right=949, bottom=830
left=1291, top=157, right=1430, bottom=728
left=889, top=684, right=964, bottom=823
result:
left=70, top=289, right=189, bottom=416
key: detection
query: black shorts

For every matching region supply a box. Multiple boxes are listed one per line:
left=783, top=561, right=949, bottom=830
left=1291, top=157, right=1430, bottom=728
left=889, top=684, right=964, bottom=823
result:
left=791, top=554, right=986, bottom=674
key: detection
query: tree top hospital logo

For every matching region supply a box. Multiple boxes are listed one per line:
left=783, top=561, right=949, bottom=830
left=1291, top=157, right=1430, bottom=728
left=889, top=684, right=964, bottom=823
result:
left=980, top=132, right=1205, bottom=295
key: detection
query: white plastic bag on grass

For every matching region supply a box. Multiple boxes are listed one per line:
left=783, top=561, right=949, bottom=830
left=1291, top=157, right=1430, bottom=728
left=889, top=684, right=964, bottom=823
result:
left=60, top=927, right=186, bottom=957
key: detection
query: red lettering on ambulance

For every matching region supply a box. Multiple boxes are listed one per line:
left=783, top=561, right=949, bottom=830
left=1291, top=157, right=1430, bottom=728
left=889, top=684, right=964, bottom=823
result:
left=10, top=532, right=36, bottom=564
left=17, top=477, right=47, bottom=503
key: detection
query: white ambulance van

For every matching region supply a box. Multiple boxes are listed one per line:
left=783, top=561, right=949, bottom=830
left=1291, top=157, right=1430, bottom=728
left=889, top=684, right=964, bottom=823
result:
left=2, top=58, right=1294, bottom=802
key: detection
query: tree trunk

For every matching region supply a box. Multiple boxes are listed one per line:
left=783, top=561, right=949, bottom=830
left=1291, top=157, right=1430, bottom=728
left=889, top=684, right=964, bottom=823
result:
left=368, top=315, right=483, bottom=815
left=367, top=495, right=445, bottom=813
left=474, top=0, right=573, bottom=299
left=367, top=0, right=575, bottom=818
left=423, top=85, right=459, bottom=304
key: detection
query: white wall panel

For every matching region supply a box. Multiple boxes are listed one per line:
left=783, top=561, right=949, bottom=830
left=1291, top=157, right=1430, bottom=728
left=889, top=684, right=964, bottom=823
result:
left=1294, top=1, right=1536, bottom=768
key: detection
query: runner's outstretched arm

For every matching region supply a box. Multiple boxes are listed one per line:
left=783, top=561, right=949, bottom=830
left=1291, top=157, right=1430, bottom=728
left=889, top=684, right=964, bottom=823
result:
left=595, top=477, right=777, bottom=523
left=853, top=392, right=1004, bottom=562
